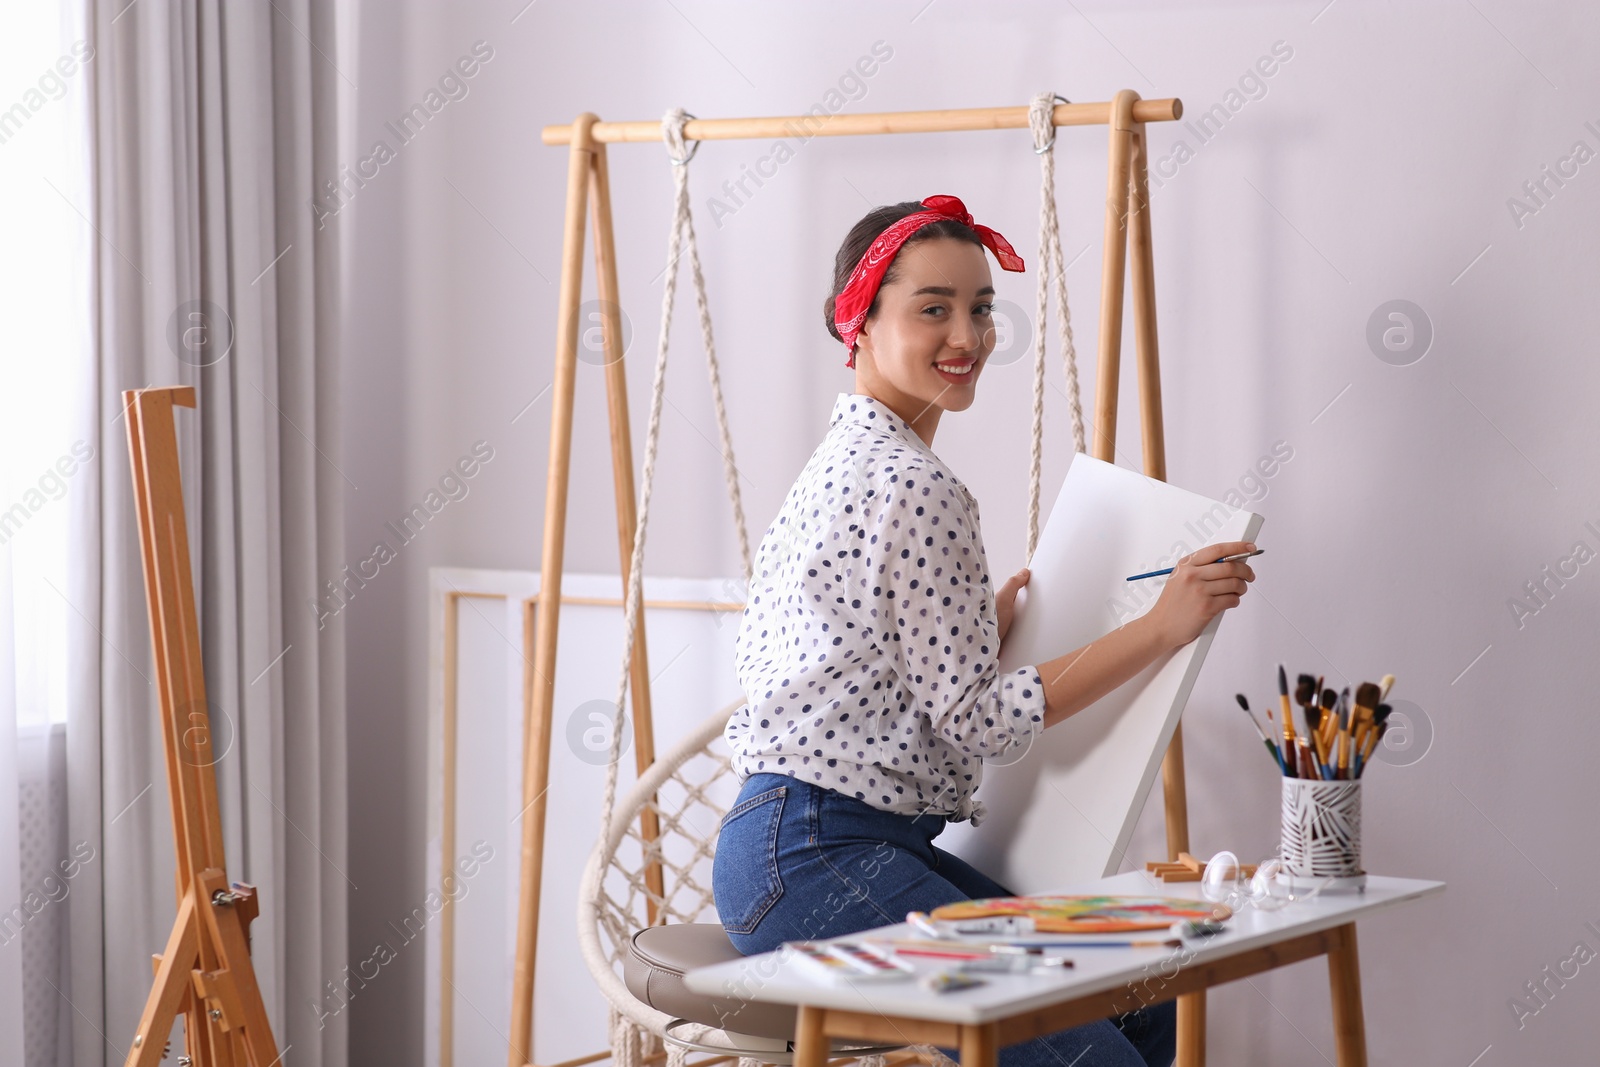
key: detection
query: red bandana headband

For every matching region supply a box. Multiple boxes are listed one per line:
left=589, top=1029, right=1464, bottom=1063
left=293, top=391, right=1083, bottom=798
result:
left=833, top=194, right=1025, bottom=367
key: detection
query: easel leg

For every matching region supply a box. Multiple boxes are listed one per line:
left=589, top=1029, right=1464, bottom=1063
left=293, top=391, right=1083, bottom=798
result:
left=200, top=1017, right=236, bottom=1067
left=1327, top=922, right=1368, bottom=1066
left=1176, top=990, right=1206, bottom=1067
left=195, top=870, right=282, bottom=1065
left=128, top=893, right=198, bottom=1067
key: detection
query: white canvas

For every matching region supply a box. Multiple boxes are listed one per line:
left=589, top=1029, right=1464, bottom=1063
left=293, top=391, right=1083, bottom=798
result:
left=940, top=453, right=1265, bottom=892
left=422, top=569, right=745, bottom=1066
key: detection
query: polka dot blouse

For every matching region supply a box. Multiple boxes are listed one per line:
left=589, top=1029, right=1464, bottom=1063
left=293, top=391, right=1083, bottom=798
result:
left=724, top=392, right=1047, bottom=825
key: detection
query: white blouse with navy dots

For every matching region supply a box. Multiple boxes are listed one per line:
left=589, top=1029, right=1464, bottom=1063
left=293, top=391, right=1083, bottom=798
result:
left=724, top=392, right=1047, bottom=826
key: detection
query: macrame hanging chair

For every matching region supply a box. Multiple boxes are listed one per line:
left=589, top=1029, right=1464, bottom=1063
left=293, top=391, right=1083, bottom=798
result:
left=575, top=93, right=1086, bottom=1066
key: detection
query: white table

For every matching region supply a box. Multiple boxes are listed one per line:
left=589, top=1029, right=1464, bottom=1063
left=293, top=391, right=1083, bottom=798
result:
left=685, top=870, right=1445, bottom=1066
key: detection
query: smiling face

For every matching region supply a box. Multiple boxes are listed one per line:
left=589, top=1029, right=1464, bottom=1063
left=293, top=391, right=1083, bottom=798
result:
left=852, top=236, right=997, bottom=447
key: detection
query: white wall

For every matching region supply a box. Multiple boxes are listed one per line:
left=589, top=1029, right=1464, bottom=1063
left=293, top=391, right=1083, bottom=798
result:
left=337, top=1, right=1600, bottom=1063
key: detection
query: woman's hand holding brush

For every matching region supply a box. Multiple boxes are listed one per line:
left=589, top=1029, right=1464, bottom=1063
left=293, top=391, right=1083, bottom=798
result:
left=1146, top=541, right=1258, bottom=651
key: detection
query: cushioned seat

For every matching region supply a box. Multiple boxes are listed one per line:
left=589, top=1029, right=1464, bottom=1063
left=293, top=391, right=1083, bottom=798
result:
left=625, top=923, right=797, bottom=1040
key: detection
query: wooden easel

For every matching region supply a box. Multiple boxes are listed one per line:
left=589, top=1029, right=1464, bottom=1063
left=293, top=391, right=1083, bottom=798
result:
left=514, top=92, right=1210, bottom=1066
left=122, top=386, right=281, bottom=1066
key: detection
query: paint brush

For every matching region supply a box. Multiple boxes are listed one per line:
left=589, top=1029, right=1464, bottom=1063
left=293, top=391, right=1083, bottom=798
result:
left=1126, top=548, right=1263, bottom=581
left=1318, top=688, right=1338, bottom=773
left=1356, top=703, right=1393, bottom=777
left=1260, top=697, right=1286, bottom=771
left=1237, top=694, right=1286, bottom=774
left=1295, top=674, right=1317, bottom=725
left=1336, top=688, right=1353, bottom=779
left=1296, top=675, right=1326, bottom=775
left=1278, top=664, right=1297, bottom=749
left=1307, top=727, right=1330, bottom=779
left=1303, top=707, right=1328, bottom=776
left=1297, top=737, right=1317, bottom=780
left=1350, top=681, right=1381, bottom=774
left=1362, top=720, right=1391, bottom=777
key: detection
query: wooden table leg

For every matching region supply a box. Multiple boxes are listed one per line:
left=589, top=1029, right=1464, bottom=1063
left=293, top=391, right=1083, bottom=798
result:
left=959, top=1022, right=1000, bottom=1067
left=1176, top=989, right=1206, bottom=1067
left=793, top=1005, right=828, bottom=1067
left=1327, top=922, right=1368, bottom=1067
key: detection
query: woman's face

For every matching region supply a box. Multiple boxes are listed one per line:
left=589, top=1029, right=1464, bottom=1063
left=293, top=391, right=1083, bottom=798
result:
left=852, top=236, right=996, bottom=445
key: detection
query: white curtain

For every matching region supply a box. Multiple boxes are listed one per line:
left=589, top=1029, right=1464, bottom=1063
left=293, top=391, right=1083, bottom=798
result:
left=0, top=554, right=31, bottom=1067
left=61, top=1, right=351, bottom=1064
left=0, top=1, right=98, bottom=1063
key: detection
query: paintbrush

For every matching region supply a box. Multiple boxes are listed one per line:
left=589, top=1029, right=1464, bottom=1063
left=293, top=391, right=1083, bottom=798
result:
left=1295, top=674, right=1317, bottom=724
left=1318, top=687, right=1338, bottom=771
left=1237, top=694, right=1286, bottom=774
left=1369, top=719, right=1391, bottom=775
left=1336, top=688, right=1354, bottom=779
left=1357, top=719, right=1391, bottom=778
left=1350, top=681, right=1382, bottom=770
left=1296, top=675, right=1325, bottom=774
left=1262, top=692, right=1281, bottom=765
left=1356, top=703, right=1393, bottom=776
left=1297, top=737, right=1317, bottom=779
left=1278, top=664, right=1297, bottom=748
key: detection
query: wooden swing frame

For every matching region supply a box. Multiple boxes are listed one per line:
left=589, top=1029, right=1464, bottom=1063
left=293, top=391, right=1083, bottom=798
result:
left=509, top=91, right=1209, bottom=1067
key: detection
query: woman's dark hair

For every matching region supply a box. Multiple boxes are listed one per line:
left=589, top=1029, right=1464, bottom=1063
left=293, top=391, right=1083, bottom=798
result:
left=823, top=201, right=984, bottom=350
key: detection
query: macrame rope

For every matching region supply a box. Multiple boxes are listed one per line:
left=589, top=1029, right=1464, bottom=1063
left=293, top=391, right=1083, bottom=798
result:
left=595, top=106, right=755, bottom=869
left=1025, top=91, right=1087, bottom=561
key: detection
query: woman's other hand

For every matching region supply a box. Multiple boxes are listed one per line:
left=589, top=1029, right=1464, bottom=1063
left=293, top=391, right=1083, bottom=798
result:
left=997, top=567, right=1030, bottom=645
left=1145, top=541, right=1257, bottom=650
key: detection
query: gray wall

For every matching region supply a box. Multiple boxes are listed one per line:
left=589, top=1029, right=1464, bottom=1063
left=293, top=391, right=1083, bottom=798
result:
left=336, top=1, right=1600, bottom=1062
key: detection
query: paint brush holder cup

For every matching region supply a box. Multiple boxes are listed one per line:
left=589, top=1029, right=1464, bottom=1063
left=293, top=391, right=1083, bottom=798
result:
left=1278, top=778, right=1367, bottom=893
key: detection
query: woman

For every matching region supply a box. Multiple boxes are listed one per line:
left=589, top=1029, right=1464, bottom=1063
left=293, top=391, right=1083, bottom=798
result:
left=712, top=195, right=1256, bottom=1066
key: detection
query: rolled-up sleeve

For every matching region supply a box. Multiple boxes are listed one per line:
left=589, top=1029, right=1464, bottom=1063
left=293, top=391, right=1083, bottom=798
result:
left=842, top=464, right=1048, bottom=760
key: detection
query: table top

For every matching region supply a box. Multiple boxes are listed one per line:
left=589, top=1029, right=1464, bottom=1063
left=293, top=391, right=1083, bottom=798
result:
left=684, top=871, right=1446, bottom=1025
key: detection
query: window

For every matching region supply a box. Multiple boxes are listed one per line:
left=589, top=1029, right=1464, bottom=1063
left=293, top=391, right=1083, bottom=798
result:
left=0, top=0, right=94, bottom=729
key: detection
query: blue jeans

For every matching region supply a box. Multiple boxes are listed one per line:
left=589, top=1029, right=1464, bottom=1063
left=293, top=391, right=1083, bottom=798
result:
left=711, top=772, right=1176, bottom=1067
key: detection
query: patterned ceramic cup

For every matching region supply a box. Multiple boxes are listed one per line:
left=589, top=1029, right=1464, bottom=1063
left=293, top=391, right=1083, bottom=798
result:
left=1280, top=778, right=1362, bottom=879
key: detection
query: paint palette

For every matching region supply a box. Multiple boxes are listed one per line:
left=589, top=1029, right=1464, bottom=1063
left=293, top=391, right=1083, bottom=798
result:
left=784, top=940, right=917, bottom=984
left=931, top=894, right=1229, bottom=934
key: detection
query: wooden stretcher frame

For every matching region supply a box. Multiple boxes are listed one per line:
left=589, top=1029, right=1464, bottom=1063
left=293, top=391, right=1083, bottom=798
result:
left=515, top=91, right=1213, bottom=1066
left=430, top=572, right=743, bottom=1067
